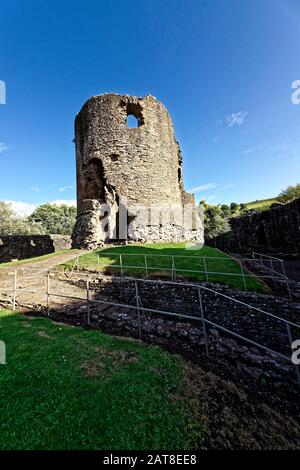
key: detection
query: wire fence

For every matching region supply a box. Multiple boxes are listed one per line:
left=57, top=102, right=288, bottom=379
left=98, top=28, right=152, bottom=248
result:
left=68, top=251, right=292, bottom=295
left=1, top=266, right=299, bottom=388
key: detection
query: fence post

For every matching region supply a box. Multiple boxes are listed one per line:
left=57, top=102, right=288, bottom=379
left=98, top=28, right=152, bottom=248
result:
left=144, top=255, right=148, bottom=278
left=281, top=260, right=292, bottom=301
left=171, top=256, right=176, bottom=281
left=86, top=276, right=91, bottom=326
left=286, top=323, right=300, bottom=390
left=203, top=258, right=209, bottom=282
left=12, top=269, right=17, bottom=311
left=197, top=287, right=209, bottom=356
left=46, top=271, right=50, bottom=316
left=240, top=261, right=247, bottom=291
left=134, top=280, right=142, bottom=337
left=97, top=253, right=100, bottom=268
left=119, top=254, right=124, bottom=277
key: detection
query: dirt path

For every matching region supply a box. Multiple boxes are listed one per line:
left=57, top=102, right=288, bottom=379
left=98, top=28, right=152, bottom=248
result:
left=0, top=251, right=88, bottom=309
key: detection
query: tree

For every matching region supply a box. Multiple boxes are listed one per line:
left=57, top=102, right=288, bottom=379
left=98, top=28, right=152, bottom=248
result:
left=230, top=202, right=239, bottom=214
left=240, top=203, right=247, bottom=213
left=199, top=201, right=231, bottom=240
left=0, top=202, right=44, bottom=235
left=29, top=203, right=76, bottom=235
left=220, top=204, right=231, bottom=217
left=278, top=183, right=300, bottom=203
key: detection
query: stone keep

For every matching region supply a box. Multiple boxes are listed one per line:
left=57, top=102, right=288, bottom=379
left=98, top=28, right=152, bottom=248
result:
left=72, top=93, right=203, bottom=248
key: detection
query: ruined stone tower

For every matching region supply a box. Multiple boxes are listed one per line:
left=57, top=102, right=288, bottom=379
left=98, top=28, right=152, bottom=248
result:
left=72, top=93, right=203, bottom=248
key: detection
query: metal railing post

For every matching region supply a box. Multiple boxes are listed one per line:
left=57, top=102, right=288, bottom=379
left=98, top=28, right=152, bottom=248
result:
left=119, top=254, right=124, bottom=277
left=134, top=280, right=142, bottom=337
left=12, top=269, right=17, bottom=311
left=203, top=258, right=209, bottom=282
left=281, top=259, right=292, bottom=301
left=240, top=261, right=247, bottom=291
left=86, top=275, right=91, bottom=325
left=197, top=287, right=209, bottom=356
left=47, top=271, right=50, bottom=316
left=144, top=255, right=148, bottom=278
left=171, top=256, right=176, bottom=281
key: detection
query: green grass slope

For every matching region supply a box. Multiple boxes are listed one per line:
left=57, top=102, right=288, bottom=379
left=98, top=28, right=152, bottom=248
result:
left=62, top=242, right=264, bottom=292
left=0, top=310, right=204, bottom=450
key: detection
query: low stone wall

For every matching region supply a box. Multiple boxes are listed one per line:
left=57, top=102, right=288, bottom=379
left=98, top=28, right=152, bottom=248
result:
left=208, top=198, right=300, bottom=255
left=51, top=273, right=300, bottom=390
left=0, top=235, right=71, bottom=263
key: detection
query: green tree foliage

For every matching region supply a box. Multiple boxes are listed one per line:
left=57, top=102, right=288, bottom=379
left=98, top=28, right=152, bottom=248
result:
left=199, top=201, right=231, bottom=240
left=29, top=203, right=76, bottom=235
left=0, top=202, right=44, bottom=235
left=220, top=204, right=231, bottom=217
left=278, top=183, right=300, bottom=203
left=230, top=202, right=240, bottom=214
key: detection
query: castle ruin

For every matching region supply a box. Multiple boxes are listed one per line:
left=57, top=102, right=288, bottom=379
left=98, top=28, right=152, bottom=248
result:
left=72, top=93, right=203, bottom=248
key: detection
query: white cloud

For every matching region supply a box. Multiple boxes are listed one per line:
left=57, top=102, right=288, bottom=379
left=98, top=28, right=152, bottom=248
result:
left=6, top=201, right=37, bottom=216
left=31, top=186, right=40, bottom=192
left=59, top=185, right=74, bottom=192
left=218, top=184, right=235, bottom=191
left=0, top=142, right=8, bottom=154
left=51, top=199, right=76, bottom=207
left=189, top=183, right=217, bottom=193
left=226, top=111, right=248, bottom=127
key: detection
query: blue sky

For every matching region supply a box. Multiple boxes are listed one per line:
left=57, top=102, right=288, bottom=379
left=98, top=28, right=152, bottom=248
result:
left=1, top=0, right=300, bottom=214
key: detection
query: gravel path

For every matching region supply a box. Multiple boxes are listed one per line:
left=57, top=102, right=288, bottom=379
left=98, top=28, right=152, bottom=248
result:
left=0, top=251, right=88, bottom=309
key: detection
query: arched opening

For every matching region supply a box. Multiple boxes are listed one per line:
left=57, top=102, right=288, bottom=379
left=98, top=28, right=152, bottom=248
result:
left=125, top=102, right=144, bottom=128
left=126, top=115, right=139, bottom=128
left=256, top=223, right=267, bottom=246
left=110, top=153, right=119, bottom=162
left=82, top=158, right=105, bottom=201
left=178, top=167, right=182, bottom=182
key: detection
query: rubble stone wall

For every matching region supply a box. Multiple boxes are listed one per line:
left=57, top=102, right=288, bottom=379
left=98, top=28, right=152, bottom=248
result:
left=208, top=198, right=300, bottom=254
left=0, top=235, right=71, bottom=263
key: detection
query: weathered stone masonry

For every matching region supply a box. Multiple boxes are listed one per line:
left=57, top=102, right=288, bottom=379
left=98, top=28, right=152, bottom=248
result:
left=72, top=94, right=203, bottom=248
left=208, top=198, right=300, bottom=255
left=0, top=235, right=71, bottom=263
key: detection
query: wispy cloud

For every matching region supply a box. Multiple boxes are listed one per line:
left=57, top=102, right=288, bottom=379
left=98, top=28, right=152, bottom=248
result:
left=218, top=184, right=235, bottom=191
left=0, top=142, right=8, bottom=154
left=58, top=185, right=74, bottom=193
left=31, top=186, right=40, bottom=192
left=51, top=199, right=76, bottom=207
left=189, top=183, right=234, bottom=196
left=226, top=111, right=248, bottom=127
left=189, top=183, right=217, bottom=193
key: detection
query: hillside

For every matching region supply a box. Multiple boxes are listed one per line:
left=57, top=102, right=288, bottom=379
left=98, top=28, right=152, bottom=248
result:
left=244, top=197, right=279, bottom=212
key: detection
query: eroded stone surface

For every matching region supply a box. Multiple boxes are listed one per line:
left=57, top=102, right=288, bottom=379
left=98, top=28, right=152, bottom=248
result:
left=72, top=93, right=203, bottom=248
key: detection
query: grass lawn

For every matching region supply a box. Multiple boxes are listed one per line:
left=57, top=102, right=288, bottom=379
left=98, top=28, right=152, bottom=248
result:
left=0, top=310, right=204, bottom=450
left=0, top=249, right=78, bottom=268
left=62, top=243, right=264, bottom=292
